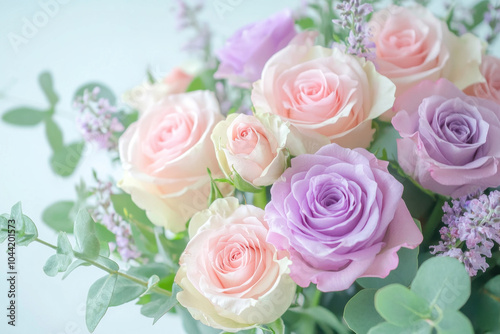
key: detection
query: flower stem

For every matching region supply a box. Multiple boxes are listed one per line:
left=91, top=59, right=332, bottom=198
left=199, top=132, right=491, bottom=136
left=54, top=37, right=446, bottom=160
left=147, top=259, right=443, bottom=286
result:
left=423, top=196, right=447, bottom=247
left=311, top=288, right=322, bottom=307
left=35, top=237, right=171, bottom=297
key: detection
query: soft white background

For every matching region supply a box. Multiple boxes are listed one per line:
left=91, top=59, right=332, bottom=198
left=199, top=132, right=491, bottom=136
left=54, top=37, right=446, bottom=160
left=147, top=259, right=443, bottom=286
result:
left=0, top=1, right=298, bottom=333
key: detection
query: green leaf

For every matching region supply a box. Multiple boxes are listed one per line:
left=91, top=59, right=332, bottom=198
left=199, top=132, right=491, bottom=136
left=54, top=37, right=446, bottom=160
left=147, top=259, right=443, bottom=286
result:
left=485, top=275, right=500, bottom=296
left=177, top=305, right=221, bottom=334
left=74, top=82, right=116, bottom=105
left=2, top=107, right=45, bottom=126
left=357, top=247, right=419, bottom=289
left=62, top=259, right=91, bottom=279
left=476, top=275, right=500, bottom=331
left=185, top=69, right=216, bottom=93
left=94, top=256, right=119, bottom=271
left=39, top=72, right=59, bottom=107
left=43, top=253, right=72, bottom=277
left=465, top=0, right=490, bottom=30
left=140, top=284, right=181, bottom=324
left=127, top=262, right=171, bottom=280
left=155, top=229, right=187, bottom=270
left=45, top=118, right=64, bottom=151
left=185, top=76, right=205, bottom=92
left=50, top=141, right=85, bottom=177
left=367, top=320, right=432, bottom=334
left=140, top=275, right=160, bottom=297
left=207, top=168, right=224, bottom=205
left=17, top=214, right=38, bottom=246
left=10, top=202, right=24, bottom=236
left=296, top=17, right=315, bottom=30
left=344, top=289, right=384, bottom=334
left=265, top=318, right=284, bottom=334
left=42, top=201, right=75, bottom=233
left=74, top=209, right=100, bottom=259
left=411, top=257, right=470, bottom=311
left=0, top=215, right=8, bottom=243
left=288, top=306, right=349, bottom=334
left=86, top=274, right=118, bottom=333
left=109, top=276, right=146, bottom=307
left=95, top=223, right=115, bottom=257
left=435, top=310, right=473, bottom=334
left=56, top=232, right=73, bottom=256
left=375, top=284, right=431, bottom=327
left=232, top=167, right=262, bottom=193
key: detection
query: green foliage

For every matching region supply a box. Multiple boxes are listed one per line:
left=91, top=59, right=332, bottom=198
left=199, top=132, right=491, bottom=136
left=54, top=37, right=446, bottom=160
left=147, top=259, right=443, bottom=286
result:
left=288, top=306, right=349, bottom=334
left=42, top=201, right=75, bottom=233
left=86, top=274, right=118, bottom=333
left=74, top=209, right=100, bottom=259
left=109, top=276, right=146, bottom=307
left=39, top=71, right=59, bottom=108
left=50, top=141, right=85, bottom=177
left=232, top=167, right=262, bottom=193
left=140, top=284, right=181, bottom=324
left=263, top=318, right=285, bottom=334
left=472, top=275, right=500, bottom=332
left=2, top=107, right=46, bottom=126
left=207, top=168, right=224, bottom=205
left=344, top=289, right=384, bottom=334
left=465, top=0, right=490, bottom=30
left=45, top=118, right=64, bottom=151
left=0, top=202, right=39, bottom=246
left=177, top=306, right=221, bottom=334
left=357, top=246, right=419, bottom=289
left=296, top=17, right=316, bottom=30
left=375, top=285, right=431, bottom=326
left=185, top=68, right=216, bottom=92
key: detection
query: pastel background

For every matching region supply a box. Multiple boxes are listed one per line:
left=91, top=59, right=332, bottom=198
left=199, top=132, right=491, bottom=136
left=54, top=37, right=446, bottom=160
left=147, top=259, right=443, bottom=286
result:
left=0, top=1, right=298, bottom=333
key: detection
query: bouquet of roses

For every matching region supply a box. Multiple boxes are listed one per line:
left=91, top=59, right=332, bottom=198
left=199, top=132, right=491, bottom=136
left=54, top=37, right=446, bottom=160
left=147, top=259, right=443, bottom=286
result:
left=2, top=0, right=500, bottom=333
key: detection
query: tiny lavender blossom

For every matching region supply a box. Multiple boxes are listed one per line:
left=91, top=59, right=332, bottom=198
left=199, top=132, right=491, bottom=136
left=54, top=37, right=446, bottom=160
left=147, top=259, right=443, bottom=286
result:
left=430, top=191, right=500, bottom=276
left=90, top=177, right=141, bottom=262
left=174, top=0, right=212, bottom=60
left=333, top=0, right=375, bottom=60
left=74, top=87, right=124, bottom=151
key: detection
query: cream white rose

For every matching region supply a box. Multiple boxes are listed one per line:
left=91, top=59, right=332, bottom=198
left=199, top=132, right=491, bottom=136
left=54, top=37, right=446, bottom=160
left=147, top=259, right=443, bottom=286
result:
left=118, top=90, right=230, bottom=233
left=175, top=197, right=296, bottom=332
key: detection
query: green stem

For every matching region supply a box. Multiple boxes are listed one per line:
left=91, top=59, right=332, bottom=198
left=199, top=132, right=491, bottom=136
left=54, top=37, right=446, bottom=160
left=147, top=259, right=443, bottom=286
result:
left=252, top=188, right=268, bottom=210
left=422, top=196, right=447, bottom=247
left=311, top=288, right=322, bottom=307
left=35, top=237, right=171, bottom=297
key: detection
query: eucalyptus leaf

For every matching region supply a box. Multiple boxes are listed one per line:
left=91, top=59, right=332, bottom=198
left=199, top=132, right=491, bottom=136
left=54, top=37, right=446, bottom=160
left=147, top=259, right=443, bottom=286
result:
left=56, top=232, right=73, bottom=256
left=434, top=310, right=473, bottom=334
left=42, top=201, right=75, bottom=233
left=0, top=215, right=8, bottom=243
left=344, top=289, right=384, bottom=334
left=74, top=209, right=100, bottom=259
left=375, top=284, right=431, bottom=327
left=109, top=276, right=146, bottom=307
left=288, top=306, right=349, bottom=334
left=140, top=284, right=181, bottom=324
left=62, top=259, right=91, bottom=279
left=86, top=274, right=118, bottom=333
left=39, top=71, right=59, bottom=107
left=2, top=107, right=45, bottom=126
left=50, top=141, right=85, bottom=177
left=43, top=254, right=72, bottom=277
left=411, top=257, right=470, bottom=311
left=16, top=214, right=38, bottom=246
left=367, top=320, right=432, bottom=334
left=140, top=275, right=160, bottom=297
left=265, top=317, right=284, bottom=334
left=45, top=118, right=64, bottom=151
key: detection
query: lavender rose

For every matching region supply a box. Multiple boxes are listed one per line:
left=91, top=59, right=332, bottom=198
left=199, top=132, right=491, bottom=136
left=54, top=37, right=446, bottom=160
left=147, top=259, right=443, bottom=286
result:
left=392, top=79, right=500, bottom=197
left=214, top=10, right=296, bottom=88
left=265, top=143, right=423, bottom=292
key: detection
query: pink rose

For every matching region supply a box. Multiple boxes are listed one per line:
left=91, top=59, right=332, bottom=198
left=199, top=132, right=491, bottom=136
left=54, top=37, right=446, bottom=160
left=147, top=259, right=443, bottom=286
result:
left=464, top=55, right=500, bottom=105
left=175, top=197, right=296, bottom=332
left=118, top=90, right=230, bottom=232
left=251, top=32, right=396, bottom=149
left=369, top=5, right=484, bottom=120
left=211, top=113, right=329, bottom=188
left=392, top=79, right=500, bottom=197
left=123, top=67, right=194, bottom=114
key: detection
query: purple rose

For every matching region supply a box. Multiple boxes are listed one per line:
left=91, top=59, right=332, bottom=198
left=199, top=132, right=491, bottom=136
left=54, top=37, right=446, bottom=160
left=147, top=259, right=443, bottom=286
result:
left=265, top=143, right=422, bottom=292
left=392, top=79, right=500, bottom=197
left=214, top=10, right=297, bottom=88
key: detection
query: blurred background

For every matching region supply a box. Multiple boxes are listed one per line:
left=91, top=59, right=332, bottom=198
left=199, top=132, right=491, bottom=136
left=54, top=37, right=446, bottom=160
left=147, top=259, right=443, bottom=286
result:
left=0, top=1, right=299, bottom=333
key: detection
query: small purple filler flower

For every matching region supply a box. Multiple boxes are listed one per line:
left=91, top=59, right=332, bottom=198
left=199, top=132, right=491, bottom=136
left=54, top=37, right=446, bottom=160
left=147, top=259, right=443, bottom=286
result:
left=431, top=190, right=500, bottom=276
left=333, top=0, right=375, bottom=61
left=214, top=10, right=297, bottom=88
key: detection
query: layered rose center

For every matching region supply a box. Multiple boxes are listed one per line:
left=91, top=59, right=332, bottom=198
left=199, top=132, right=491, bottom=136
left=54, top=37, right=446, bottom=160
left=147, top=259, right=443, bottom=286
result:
left=281, top=68, right=358, bottom=123
left=418, top=97, right=488, bottom=166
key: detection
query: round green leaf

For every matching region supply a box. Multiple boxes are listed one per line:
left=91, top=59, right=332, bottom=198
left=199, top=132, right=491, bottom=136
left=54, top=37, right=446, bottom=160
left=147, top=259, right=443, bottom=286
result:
left=39, top=72, right=59, bottom=107
left=375, top=284, right=431, bottom=327
left=435, top=310, right=473, bottom=334
left=367, top=320, right=432, bottom=334
left=42, top=201, right=75, bottom=233
left=50, top=141, right=85, bottom=177
left=2, top=107, right=45, bottom=126
left=344, top=289, right=384, bottom=334
left=411, top=257, right=470, bottom=311
left=45, top=118, right=64, bottom=151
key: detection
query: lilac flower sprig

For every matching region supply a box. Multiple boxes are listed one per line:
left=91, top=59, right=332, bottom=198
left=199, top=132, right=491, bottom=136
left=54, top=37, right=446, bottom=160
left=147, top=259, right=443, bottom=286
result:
left=430, top=190, right=500, bottom=276
left=74, top=87, right=124, bottom=151
left=88, top=175, right=141, bottom=262
left=333, top=0, right=375, bottom=61
left=174, top=0, right=213, bottom=63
